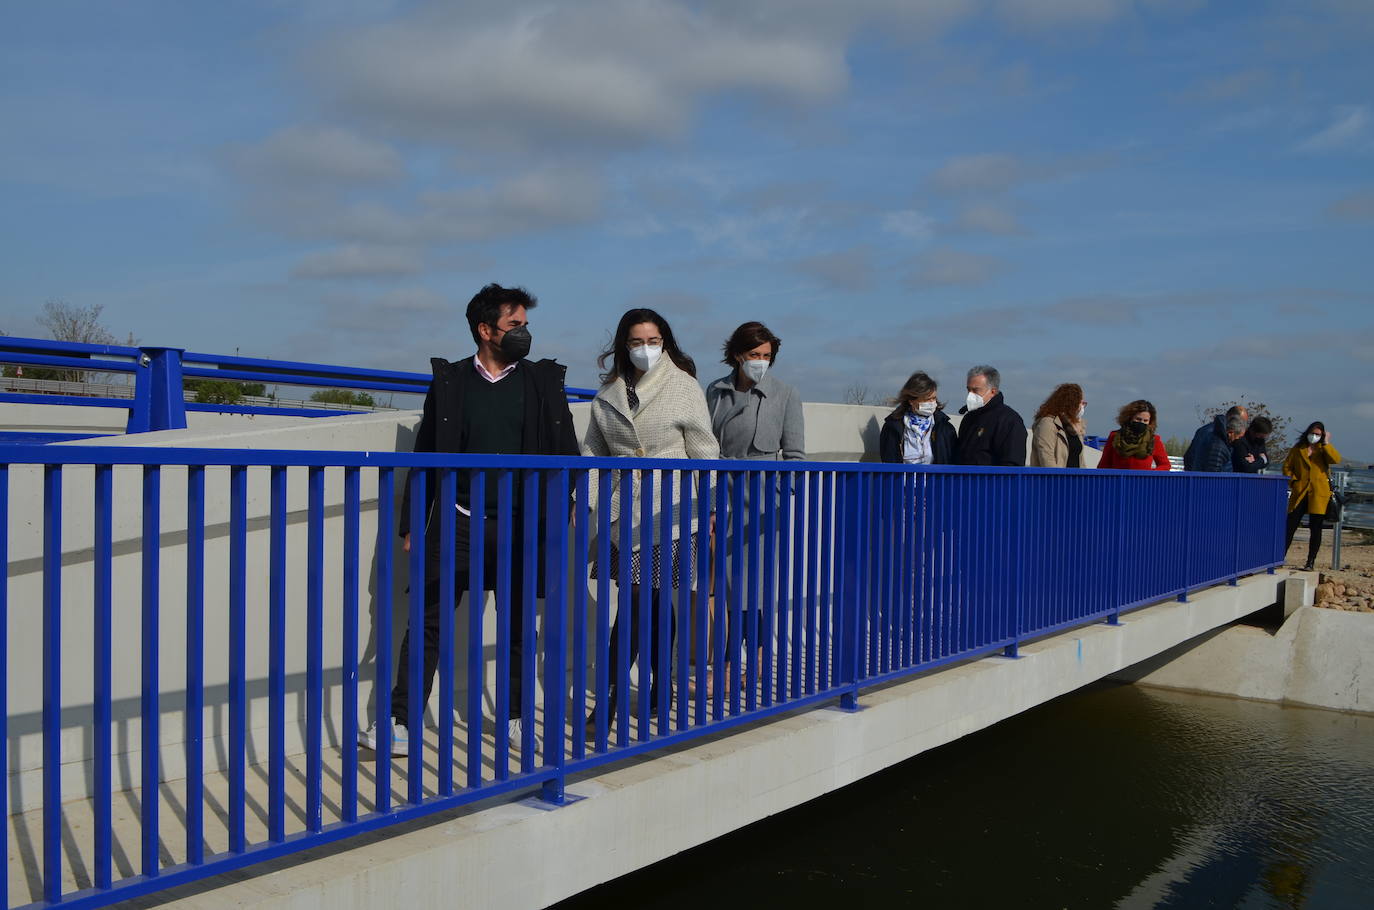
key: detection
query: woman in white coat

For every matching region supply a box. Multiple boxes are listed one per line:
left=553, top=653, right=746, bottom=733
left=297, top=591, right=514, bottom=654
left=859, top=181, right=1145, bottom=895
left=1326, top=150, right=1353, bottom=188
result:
left=583, top=308, right=719, bottom=736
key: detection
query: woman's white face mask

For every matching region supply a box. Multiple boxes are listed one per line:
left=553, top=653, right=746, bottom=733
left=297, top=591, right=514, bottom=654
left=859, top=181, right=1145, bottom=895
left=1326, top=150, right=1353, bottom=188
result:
left=628, top=344, right=662, bottom=372
left=1307, top=432, right=1322, bottom=445
left=742, top=359, right=769, bottom=384
left=915, top=400, right=937, bottom=417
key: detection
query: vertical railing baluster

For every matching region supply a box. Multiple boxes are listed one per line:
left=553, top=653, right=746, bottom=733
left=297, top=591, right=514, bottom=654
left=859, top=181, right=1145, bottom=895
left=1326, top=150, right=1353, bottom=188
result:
left=42, top=464, right=62, bottom=902
left=674, top=470, right=692, bottom=731
left=574, top=471, right=591, bottom=756
left=791, top=471, right=807, bottom=699
left=141, top=464, right=162, bottom=877
left=541, top=469, right=569, bottom=797
left=656, top=470, right=673, bottom=733
left=693, top=471, right=711, bottom=727
left=185, top=464, right=206, bottom=862
left=342, top=467, right=360, bottom=821
left=228, top=465, right=248, bottom=851
left=746, top=470, right=762, bottom=711
left=761, top=471, right=777, bottom=708
left=374, top=468, right=395, bottom=813
left=636, top=470, right=654, bottom=740
left=728, top=470, right=744, bottom=717
left=617, top=469, right=633, bottom=745
left=521, top=470, right=540, bottom=768
left=438, top=468, right=457, bottom=796
left=0, top=465, right=7, bottom=903
left=306, top=466, right=325, bottom=829
left=467, top=472, right=486, bottom=789
left=775, top=473, right=791, bottom=703
left=494, top=469, right=513, bottom=779
left=594, top=468, right=612, bottom=749
left=805, top=471, right=820, bottom=693
left=268, top=465, right=287, bottom=841
left=406, top=469, right=427, bottom=801
left=93, top=464, right=113, bottom=887
left=712, top=473, right=727, bottom=720
left=819, top=472, right=833, bottom=690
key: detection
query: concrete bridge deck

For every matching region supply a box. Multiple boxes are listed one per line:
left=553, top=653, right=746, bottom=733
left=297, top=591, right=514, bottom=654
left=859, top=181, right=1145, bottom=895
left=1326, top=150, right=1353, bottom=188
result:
left=8, top=573, right=1281, bottom=909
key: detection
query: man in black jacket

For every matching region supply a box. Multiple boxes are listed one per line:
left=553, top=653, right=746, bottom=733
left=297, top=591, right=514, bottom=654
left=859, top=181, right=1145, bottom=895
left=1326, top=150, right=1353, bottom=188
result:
left=1232, top=415, right=1272, bottom=473
left=954, top=365, right=1027, bottom=466
left=362, top=283, right=579, bottom=758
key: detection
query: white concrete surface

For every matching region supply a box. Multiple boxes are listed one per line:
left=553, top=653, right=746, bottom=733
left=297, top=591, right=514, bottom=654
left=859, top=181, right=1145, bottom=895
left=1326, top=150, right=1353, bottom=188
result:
left=102, top=572, right=1276, bottom=910
left=1115, top=576, right=1372, bottom=714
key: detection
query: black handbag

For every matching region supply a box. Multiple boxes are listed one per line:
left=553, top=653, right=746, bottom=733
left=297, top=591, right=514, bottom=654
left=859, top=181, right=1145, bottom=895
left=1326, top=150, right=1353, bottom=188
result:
left=1327, top=491, right=1348, bottom=523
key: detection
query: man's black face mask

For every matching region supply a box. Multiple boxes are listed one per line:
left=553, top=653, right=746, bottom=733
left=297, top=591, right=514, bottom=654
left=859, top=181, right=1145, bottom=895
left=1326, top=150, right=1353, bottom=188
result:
left=496, top=325, right=532, bottom=361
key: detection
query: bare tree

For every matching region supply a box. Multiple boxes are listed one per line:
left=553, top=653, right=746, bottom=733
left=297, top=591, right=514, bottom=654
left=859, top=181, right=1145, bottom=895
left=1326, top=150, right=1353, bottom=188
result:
left=843, top=383, right=870, bottom=406
left=33, top=300, right=135, bottom=384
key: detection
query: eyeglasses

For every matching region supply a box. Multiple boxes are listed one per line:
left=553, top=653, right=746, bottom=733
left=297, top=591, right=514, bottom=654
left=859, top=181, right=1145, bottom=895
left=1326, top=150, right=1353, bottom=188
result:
left=627, top=338, right=663, bottom=349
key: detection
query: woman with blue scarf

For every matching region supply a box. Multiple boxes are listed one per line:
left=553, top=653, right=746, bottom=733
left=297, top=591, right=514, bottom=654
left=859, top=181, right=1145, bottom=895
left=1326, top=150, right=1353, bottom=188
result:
left=879, top=371, right=956, bottom=465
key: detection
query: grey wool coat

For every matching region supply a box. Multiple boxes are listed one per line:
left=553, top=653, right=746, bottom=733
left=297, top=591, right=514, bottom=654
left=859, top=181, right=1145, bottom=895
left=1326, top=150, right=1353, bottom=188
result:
left=582, top=357, right=720, bottom=548
left=705, top=371, right=806, bottom=461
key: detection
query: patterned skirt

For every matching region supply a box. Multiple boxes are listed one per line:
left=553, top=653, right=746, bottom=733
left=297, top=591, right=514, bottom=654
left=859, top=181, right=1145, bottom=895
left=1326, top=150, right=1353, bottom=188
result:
left=589, top=536, right=699, bottom=584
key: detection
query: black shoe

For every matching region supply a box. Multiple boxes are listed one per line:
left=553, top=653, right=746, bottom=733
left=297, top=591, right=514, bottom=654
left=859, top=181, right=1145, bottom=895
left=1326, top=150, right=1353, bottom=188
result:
left=1302, top=562, right=1315, bottom=571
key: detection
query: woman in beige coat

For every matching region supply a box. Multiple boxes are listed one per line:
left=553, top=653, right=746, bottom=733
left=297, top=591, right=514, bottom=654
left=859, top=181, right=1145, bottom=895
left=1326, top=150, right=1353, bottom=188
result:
left=1029, top=383, right=1087, bottom=468
left=583, top=308, right=719, bottom=737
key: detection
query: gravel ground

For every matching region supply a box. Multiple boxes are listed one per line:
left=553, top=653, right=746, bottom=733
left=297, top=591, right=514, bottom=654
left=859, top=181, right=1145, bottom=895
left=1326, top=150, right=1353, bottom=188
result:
left=1286, top=526, right=1374, bottom=612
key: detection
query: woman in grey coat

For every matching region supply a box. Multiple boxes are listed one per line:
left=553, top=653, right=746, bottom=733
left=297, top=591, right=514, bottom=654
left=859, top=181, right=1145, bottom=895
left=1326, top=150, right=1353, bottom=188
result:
left=703, top=322, right=805, bottom=698
left=705, top=322, right=805, bottom=461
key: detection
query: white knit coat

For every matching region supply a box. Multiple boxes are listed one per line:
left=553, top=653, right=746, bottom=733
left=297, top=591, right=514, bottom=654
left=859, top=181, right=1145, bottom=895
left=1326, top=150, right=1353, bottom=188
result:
left=582, top=357, right=720, bottom=549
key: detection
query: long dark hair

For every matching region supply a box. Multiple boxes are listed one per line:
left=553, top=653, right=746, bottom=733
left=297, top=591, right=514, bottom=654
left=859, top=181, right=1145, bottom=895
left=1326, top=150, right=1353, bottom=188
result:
left=597, top=307, right=697, bottom=385
left=1299, top=420, right=1327, bottom=446
left=888, top=371, right=941, bottom=421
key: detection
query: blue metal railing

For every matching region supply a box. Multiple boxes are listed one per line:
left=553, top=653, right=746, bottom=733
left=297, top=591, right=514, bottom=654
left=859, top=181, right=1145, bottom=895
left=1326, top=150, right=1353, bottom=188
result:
left=0, top=336, right=598, bottom=435
left=0, top=446, right=1288, bottom=908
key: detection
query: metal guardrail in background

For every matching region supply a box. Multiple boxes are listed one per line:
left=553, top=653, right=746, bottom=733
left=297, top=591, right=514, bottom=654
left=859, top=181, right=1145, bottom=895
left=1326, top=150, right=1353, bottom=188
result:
left=1329, top=470, right=1374, bottom=569
left=0, top=446, right=1288, bottom=908
left=0, top=336, right=598, bottom=435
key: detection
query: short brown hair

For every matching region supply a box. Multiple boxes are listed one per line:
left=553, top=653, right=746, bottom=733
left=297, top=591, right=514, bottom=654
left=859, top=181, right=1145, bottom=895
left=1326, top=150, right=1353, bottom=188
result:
left=722, top=322, right=781, bottom=366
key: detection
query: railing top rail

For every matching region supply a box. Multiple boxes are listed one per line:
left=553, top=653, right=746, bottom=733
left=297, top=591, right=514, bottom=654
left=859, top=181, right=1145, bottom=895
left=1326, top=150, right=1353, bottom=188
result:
left=1, top=333, right=598, bottom=401
left=0, top=443, right=1293, bottom=478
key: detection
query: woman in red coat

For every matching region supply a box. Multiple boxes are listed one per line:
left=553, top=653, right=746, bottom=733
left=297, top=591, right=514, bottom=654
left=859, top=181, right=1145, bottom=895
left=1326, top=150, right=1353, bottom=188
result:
left=1098, top=399, right=1171, bottom=471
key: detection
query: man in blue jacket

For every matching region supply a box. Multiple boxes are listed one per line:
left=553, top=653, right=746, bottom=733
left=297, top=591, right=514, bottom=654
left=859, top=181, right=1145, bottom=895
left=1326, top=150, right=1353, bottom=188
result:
left=1184, top=405, right=1248, bottom=472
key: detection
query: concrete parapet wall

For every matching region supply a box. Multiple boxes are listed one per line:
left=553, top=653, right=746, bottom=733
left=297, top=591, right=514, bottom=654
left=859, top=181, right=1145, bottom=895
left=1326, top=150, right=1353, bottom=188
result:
left=1114, top=579, right=1371, bottom=714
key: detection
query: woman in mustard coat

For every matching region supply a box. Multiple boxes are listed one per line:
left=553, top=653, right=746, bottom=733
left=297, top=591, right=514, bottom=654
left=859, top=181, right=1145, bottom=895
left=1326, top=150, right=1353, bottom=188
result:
left=1282, top=420, right=1341, bottom=570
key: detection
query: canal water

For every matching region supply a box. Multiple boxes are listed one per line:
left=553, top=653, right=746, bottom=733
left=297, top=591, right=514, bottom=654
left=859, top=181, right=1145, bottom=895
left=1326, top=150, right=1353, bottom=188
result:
left=557, top=683, right=1373, bottom=909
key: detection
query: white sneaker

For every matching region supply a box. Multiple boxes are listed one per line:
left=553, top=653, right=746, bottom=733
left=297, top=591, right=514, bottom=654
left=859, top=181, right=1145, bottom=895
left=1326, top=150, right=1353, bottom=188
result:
left=359, top=720, right=410, bottom=757
left=507, top=718, right=543, bottom=754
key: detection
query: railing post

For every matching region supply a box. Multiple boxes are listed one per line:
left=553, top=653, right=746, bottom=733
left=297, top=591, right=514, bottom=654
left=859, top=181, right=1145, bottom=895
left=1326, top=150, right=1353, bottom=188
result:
left=127, top=347, right=187, bottom=433
left=837, top=472, right=865, bottom=711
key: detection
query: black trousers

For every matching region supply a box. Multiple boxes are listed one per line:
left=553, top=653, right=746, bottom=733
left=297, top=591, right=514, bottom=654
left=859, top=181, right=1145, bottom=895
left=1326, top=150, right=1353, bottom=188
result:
left=391, top=513, right=528, bottom=725
left=1284, top=509, right=1327, bottom=567
left=604, top=587, right=676, bottom=718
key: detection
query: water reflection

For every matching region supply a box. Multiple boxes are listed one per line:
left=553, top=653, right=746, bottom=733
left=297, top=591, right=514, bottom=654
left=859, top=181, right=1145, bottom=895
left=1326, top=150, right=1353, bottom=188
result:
left=557, top=684, right=1374, bottom=909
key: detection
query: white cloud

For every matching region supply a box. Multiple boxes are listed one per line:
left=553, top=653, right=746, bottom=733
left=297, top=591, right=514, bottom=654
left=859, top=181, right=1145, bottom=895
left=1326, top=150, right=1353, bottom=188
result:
left=230, top=125, right=403, bottom=184
left=996, top=0, right=1132, bottom=29
left=1325, top=188, right=1374, bottom=221
left=291, top=245, right=422, bottom=279
left=882, top=209, right=936, bottom=242
left=907, top=247, right=1001, bottom=287
left=420, top=168, right=605, bottom=239
left=929, top=153, right=1027, bottom=195
left=796, top=247, right=874, bottom=291
left=1296, top=105, right=1372, bottom=153
left=309, top=2, right=849, bottom=151
left=951, top=201, right=1026, bottom=235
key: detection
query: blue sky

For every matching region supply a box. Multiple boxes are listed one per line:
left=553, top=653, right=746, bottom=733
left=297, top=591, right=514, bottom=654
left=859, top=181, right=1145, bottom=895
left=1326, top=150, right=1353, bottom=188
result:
left=3, top=0, right=1373, bottom=458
